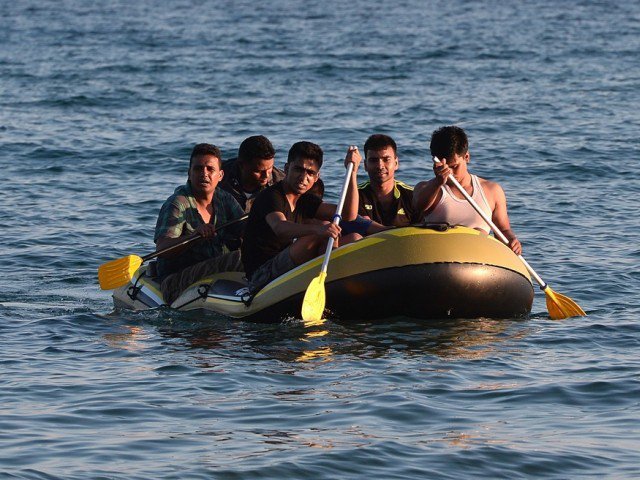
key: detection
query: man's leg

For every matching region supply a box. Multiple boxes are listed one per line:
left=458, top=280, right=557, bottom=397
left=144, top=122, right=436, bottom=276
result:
left=288, top=235, right=328, bottom=265
left=247, top=232, right=360, bottom=295
left=161, top=250, right=243, bottom=305
left=338, top=232, right=362, bottom=246
left=289, top=231, right=362, bottom=261
left=247, top=246, right=296, bottom=294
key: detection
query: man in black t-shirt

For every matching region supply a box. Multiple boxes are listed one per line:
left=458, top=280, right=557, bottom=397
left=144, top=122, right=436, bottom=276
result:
left=241, top=141, right=362, bottom=293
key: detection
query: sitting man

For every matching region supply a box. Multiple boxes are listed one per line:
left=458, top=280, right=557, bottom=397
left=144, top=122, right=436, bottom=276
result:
left=220, top=135, right=285, bottom=213
left=154, top=143, right=246, bottom=305
left=241, top=141, right=362, bottom=293
left=413, top=125, right=522, bottom=254
left=342, top=134, right=418, bottom=236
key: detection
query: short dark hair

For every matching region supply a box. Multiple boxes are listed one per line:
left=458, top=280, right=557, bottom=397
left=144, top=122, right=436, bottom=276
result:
left=286, top=141, right=323, bottom=168
left=364, top=134, right=397, bottom=156
left=189, top=143, right=222, bottom=168
left=237, top=135, right=276, bottom=164
left=430, top=126, right=468, bottom=160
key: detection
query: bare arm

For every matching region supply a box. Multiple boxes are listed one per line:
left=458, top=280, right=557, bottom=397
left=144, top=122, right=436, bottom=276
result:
left=155, top=235, right=193, bottom=256
left=315, top=201, right=338, bottom=222
left=412, top=179, right=443, bottom=220
left=487, top=181, right=522, bottom=255
left=309, top=145, right=362, bottom=224
left=413, top=157, right=456, bottom=219
left=341, top=145, right=362, bottom=222
left=266, top=211, right=340, bottom=241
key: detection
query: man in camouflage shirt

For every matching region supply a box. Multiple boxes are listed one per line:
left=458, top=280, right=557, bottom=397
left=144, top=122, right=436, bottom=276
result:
left=154, top=143, right=246, bottom=305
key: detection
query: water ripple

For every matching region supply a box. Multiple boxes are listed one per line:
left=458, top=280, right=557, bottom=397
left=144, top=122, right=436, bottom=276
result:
left=1, top=0, right=640, bottom=478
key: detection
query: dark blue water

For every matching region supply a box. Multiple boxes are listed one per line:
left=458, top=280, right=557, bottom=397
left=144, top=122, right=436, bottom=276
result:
left=2, top=0, right=639, bottom=478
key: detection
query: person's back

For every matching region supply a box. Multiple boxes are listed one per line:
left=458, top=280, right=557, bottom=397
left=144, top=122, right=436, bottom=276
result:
left=220, top=135, right=284, bottom=213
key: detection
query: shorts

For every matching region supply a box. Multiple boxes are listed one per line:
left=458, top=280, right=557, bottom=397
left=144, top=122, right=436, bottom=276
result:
left=248, top=246, right=296, bottom=293
left=340, top=215, right=373, bottom=236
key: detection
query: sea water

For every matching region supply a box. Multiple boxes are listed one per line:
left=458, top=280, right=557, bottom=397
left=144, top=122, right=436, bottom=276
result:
left=1, top=0, right=639, bottom=478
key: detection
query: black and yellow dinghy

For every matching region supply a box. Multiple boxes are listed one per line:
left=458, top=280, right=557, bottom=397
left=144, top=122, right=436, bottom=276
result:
left=112, top=225, right=534, bottom=321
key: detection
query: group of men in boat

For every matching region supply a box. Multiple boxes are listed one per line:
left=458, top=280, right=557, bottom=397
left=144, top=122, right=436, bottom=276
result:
left=154, top=126, right=522, bottom=304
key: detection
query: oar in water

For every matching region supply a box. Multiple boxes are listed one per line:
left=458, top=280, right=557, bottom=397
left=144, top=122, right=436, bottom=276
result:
left=97, top=214, right=248, bottom=290
left=301, top=161, right=355, bottom=324
left=433, top=156, right=586, bottom=320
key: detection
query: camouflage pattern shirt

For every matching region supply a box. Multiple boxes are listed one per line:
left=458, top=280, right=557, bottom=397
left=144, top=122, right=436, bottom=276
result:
left=154, top=182, right=245, bottom=278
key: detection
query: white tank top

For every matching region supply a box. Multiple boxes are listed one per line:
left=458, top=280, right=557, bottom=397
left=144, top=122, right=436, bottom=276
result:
left=423, top=174, right=492, bottom=234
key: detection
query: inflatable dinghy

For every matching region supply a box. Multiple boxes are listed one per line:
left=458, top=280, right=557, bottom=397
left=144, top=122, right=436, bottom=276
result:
left=112, top=225, right=534, bottom=322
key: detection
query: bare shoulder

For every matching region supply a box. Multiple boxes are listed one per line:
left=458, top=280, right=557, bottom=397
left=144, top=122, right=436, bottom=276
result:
left=477, top=177, right=506, bottom=204
left=414, top=178, right=438, bottom=192
left=478, top=176, right=504, bottom=193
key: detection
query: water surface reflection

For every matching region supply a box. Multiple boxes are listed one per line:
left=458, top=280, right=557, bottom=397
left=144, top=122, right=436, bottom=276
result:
left=106, top=309, right=532, bottom=364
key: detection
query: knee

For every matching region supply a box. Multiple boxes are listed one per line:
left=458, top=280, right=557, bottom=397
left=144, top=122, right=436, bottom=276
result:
left=340, top=232, right=362, bottom=245
left=290, top=235, right=325, bottom=264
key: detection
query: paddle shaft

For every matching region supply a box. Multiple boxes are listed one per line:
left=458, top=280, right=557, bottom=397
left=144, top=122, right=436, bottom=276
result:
left=318, top=162, right=355, bottom=274
left=432, top=157, right=548, bottom=289
left=142, top=214, right=248, bottom=262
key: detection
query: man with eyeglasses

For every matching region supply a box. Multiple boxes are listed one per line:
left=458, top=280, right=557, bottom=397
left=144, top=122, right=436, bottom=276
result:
left=241, top=141, right=362, bottom=293
left=413, top=125, right=522, bottom=254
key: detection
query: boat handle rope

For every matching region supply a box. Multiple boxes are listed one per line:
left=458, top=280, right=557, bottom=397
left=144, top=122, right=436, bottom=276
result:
left=126, top=270, right=157, bottom=309
left=171, top=283, right=211, bottom=310
left=126, top=269, right=146, bottom=302
left=127, top=284, right=141, bottom=302
left=241, top=290, right=256, bottom=307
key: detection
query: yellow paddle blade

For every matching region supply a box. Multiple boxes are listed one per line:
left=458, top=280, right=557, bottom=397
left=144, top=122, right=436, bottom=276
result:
left=98, top=255, right=143, bottom=290
left=301, top=271, right=327, bottom=324
left=544, top=286, right=586, bottom=320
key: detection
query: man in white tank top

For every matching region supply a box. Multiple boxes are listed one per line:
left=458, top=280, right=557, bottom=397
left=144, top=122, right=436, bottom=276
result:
left=413, top=126, right=522, bottom=255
